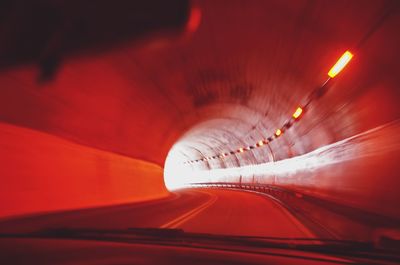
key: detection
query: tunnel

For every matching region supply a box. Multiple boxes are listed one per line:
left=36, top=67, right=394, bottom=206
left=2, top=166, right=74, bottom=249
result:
left=0, top=0, right=400, bottom=254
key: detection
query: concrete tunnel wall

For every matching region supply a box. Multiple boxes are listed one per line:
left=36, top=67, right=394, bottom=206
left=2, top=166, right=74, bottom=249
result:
left=0, top=0, right=399, bottom=219
left=0, top=122, right=169, bottom=218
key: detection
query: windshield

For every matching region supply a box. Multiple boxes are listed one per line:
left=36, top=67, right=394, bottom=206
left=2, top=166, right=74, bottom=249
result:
left=0, top=0, right=400, bottom=264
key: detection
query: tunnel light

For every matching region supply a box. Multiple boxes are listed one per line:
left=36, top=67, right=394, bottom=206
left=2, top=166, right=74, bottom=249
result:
left=257, top=140, right=264, bottom=147
left=293, top=107, right=303, bottom=119
left=275, top=129, right=282, bottom=137
left=238, top=148, right=244, bottom=153
left=328, top=50, right=353, bottom=78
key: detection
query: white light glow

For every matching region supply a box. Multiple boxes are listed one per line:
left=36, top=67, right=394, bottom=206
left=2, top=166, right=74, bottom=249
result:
left=164, top=121, right=398, bottom=190
left=163, top=147, right=192, bottom=191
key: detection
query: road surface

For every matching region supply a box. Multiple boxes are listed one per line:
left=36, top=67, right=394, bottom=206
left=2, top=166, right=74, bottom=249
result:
left=0, top=188, right=314, bottom=238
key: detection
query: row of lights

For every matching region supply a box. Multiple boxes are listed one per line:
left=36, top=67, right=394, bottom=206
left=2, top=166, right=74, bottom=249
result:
left=184, top=50, right=353, bottom=165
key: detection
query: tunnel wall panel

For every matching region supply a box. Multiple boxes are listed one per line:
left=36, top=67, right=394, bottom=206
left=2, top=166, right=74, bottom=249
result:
left=272, top=122, right=400, bottom=220
left=261, top=122, right=399, bottom=220
left=0, top=122, right=169, bottom=219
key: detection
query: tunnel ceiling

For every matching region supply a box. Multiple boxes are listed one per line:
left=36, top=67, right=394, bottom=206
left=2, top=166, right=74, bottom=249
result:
left=0, top=0, right=399, bottom=168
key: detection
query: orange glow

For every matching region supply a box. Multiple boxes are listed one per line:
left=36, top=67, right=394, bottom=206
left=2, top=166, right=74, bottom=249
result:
left=275, top=129, right=282, bottom=137
left=293, top=107, right=303, bottom=119
left=328, top=51, right=353, bottom=78
left=258, top=140, right=264, bottom=146
left=239, top=148, right=244, bottom=153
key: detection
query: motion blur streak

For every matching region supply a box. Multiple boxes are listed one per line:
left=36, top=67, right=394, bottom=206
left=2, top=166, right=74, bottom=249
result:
left=168, top=119, right=400, bottom=188
left=0, top=0, right=399, bottom=245
left=167, top=119, right=400, bottom=220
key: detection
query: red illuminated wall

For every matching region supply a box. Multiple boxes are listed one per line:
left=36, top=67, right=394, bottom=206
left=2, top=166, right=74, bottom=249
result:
left=0, top=122, right=169, bottom=218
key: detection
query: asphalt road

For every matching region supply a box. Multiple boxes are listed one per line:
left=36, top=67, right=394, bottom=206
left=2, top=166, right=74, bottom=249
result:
left=0, top=188, right=314, bottom=238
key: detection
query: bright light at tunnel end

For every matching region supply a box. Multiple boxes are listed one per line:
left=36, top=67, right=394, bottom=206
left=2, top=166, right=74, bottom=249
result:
left=164, top=146, right=192, bottom=191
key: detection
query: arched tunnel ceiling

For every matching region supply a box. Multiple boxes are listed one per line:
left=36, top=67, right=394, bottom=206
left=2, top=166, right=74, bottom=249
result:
left=0, top=0, right=399, bottom=170
left=129, top=0, right=400, bottom=167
